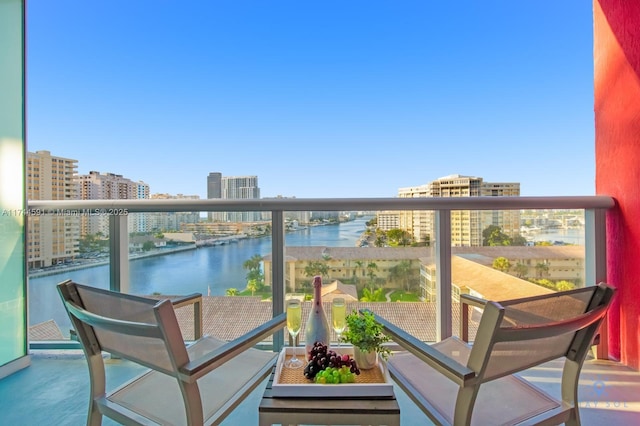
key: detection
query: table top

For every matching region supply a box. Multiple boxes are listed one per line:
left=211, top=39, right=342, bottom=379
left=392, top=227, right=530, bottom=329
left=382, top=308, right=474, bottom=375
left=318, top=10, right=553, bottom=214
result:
left=259, top=366, right=400, bottom=415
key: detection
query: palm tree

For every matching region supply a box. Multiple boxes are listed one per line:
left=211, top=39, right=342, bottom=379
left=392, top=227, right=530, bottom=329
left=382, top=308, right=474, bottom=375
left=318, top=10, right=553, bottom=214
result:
left=399, top=232, right=412, bottom=247
left=243, top=254, right=264, bottom=290
left=246, top=279, right=258, bottom=296
left=304, top=261, right=329, bottom=279
left=225, top=288, right=239, bottom=296
left=243, top=254, right=262, bottom=272
left=535, top=262, right=550, bottom=279
left=360, top=287, right=384, bottom=302
left=366, top=262, right=379, bottom=291
left=513, top=262, right=528, bottom=279
left=353, top=260, right=364, bottom=284
left=390, top=260, right=412, bottom=291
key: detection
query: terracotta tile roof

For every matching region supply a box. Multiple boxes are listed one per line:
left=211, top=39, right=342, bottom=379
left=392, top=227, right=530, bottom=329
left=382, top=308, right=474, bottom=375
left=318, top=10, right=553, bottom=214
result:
left=37, top=297, right=481, bottom=343
left=192, top=298, right=477, bottom=343
left=200, top=296, right=274, bottom=341
left=29, top=320, right=64, bottom=340
left=321, top=280, right=359, bottom=301
left=451, top=256, right=554, bottom=301
left=265, top=246, right=433, bottom=262
left=269, top=245, right=584, bottom=264
left=452, top=245, right=584, bottom=264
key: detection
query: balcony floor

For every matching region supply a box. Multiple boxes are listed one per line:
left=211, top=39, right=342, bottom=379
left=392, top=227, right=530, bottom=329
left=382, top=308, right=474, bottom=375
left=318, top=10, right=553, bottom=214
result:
left=1, top=350, right=639, bottom=425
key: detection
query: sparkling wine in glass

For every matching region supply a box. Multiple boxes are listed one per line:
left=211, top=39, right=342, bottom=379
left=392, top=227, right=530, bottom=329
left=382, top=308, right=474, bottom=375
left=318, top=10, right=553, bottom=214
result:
left=285, top=298, right=303, bottom=368
left=331, top=297, right=346, bottom=348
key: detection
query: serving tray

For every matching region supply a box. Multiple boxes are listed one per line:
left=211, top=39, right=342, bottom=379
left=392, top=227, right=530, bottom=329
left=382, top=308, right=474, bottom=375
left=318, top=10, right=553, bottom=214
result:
left=270, top=346, right=394, bottom=398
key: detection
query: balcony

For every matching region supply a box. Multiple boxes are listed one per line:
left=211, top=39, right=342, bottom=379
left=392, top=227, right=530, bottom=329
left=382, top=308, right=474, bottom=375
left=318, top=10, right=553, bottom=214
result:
left=3, top=195, right=638, bottom=423
left=2, top=348, right=639, bottom=425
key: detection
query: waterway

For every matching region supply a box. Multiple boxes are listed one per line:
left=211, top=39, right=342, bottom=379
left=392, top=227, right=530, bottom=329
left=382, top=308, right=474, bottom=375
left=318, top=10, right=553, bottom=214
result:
left=528, top=227, right=585, bottom=246
left=29, top=219, right=585, bottom=331
left=29, top=217, right=370, bottom=329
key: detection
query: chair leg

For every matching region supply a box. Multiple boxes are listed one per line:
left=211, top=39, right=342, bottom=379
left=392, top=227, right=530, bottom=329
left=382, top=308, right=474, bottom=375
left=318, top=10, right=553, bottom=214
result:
left=565, top=408, right=580, bottom=426
left=453, top=385, right=480, bottom=426
left=86, top=354, right=107, bottom=426
left=87, top=401, right=102, bottom=426
left=562, top=359, right=582, bottom=426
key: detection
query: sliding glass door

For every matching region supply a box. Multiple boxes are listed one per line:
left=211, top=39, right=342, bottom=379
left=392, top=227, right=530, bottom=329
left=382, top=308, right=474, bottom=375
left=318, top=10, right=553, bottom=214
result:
left=0, top=0, right=28, bottom=376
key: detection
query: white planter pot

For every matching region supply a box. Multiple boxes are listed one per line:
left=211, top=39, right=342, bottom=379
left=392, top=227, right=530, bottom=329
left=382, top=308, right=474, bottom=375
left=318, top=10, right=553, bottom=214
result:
left=353, top=347, right=378, bottom=370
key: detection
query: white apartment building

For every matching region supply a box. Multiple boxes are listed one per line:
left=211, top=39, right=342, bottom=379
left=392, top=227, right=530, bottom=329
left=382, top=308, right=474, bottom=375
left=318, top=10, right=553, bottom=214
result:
left=76, top=171, right=150, bottom=236
left=26, top=150, right=79, bottom=268
left=205, top=173, right=261, bottom=222
left=221, top=175, right=261, bottom=222
left=148, top=193, right=200, bottom=231
left=376, top=211, right=401, bottom=231
left=389, top=174, right=521, bottom=247
left=260, top=196, right=313, bottom=224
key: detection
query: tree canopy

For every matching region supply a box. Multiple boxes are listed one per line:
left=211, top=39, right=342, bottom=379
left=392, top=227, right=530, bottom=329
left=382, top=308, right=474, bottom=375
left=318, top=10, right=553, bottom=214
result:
left=492, top=256, right=511, bottom=273
left=482, top=225, right=528, bottom=246
left=243, top=254, right=265, bottom=291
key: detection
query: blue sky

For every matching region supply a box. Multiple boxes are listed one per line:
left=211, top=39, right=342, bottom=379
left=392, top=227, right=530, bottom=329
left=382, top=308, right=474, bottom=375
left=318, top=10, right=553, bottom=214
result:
left=26, top=1, right=595, bottom=199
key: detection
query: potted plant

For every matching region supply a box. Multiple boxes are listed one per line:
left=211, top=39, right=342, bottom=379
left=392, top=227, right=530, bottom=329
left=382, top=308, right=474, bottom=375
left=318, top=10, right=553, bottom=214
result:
left=341, top=310, right=391, bottom=369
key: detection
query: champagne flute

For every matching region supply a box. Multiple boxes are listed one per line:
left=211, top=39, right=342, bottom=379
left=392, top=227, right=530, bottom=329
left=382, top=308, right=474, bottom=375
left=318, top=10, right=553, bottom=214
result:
left=331, top=297, right=346, bottom=348
left=285, top=298, right=303, bottom=368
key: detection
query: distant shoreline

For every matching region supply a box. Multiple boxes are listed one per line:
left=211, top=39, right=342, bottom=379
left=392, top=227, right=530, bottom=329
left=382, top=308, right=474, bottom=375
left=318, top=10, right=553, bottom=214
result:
left=28, top=245, right=197, bottom=278
left=28, top=219, right=363, bottom=279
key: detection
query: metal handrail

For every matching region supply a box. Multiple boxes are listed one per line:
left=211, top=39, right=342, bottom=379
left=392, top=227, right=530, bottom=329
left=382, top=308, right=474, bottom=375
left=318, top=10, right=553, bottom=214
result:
left=28, top=195, right=615, bottom=212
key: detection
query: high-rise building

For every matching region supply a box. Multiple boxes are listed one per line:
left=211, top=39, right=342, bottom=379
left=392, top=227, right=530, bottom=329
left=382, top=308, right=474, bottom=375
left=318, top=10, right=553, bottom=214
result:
left=259, top=195, right=312, bottom=224
left=26, top=150, right=79, bottom=268
left=391, top=174, right=520, bottom=247
left=149, top=193, right=200, bottom=231
left=206, top=172, right=222, bottom=221
left=76, top=171, right=150, bottom=235
left=221, top=175, right=261, bottom=222
left=205, top=172, right=262, bottom=222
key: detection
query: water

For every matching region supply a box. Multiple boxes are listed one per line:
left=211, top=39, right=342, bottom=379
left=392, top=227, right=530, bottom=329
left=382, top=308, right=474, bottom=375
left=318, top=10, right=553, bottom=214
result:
left=29, top=218, right=370, bottom=329
left=528, top=228, right=585, bottom=246
left=29, top=219, right=584, bottom=331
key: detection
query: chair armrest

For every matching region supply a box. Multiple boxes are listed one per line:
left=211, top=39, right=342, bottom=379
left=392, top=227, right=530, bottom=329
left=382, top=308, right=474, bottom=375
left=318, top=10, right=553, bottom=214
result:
left=170, top=293, right=202, bottom=308
left=170, top=293, right=203, bottom=340
left=179, top=312, right=287, bottom=382
left=365, top=310, right=476, bottom=387
left=460, top=294, right=487, bottom=309
left=460, top=294, right=487, bottom=342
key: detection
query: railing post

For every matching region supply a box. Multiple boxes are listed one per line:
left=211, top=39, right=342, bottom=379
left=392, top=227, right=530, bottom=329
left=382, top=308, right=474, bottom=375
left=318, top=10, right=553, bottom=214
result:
left=271, top=210, right=285, bottom=352
left=435, top=210, right=452, bottom=341
left=109, top=214, right=129, bottom=293
left=585, top=207, right=609, bottom=359
left=461, top=300, right=469, bottom=343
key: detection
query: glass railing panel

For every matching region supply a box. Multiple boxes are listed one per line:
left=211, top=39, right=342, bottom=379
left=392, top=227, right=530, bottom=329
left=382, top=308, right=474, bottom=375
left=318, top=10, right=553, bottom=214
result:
left=280, top=210, right=436, bottom=348
left=28, top=209, right=276, bottom=343
left=25, top=198, right=608, bottom=350
left=29, top=211, right=111, bottom=341
left=453, top=208, right=586, bottom=342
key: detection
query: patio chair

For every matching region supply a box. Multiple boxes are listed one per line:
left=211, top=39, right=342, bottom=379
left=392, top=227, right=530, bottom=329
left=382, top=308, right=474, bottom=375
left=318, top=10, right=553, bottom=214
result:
left=369, top=283, right=615, bottom=426
left=57, top=279, right=286, bottom=426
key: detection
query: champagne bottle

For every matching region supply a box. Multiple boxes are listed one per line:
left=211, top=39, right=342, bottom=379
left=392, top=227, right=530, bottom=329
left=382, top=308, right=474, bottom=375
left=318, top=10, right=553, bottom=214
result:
left=304, top=275, right=330, bottom=360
